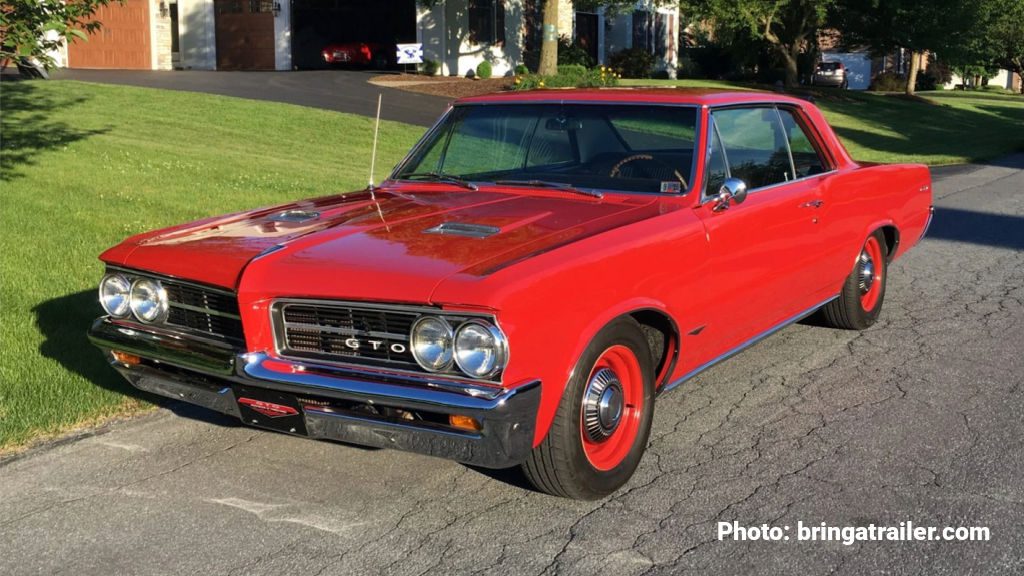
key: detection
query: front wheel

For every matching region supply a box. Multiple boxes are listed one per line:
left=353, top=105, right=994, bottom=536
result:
left=822, top=230, right=888, bottom=330
left=522, top=318, right=655, bottom=499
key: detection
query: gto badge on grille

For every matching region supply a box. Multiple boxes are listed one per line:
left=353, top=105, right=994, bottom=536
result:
left=238, top=397, right=300, bottom=418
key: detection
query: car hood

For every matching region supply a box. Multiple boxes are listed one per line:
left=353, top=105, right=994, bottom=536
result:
left=103, top=186, right=661, bottom=303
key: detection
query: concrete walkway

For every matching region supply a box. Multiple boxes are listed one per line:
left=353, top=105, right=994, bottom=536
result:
left=51, top=69, right=451, bottom=127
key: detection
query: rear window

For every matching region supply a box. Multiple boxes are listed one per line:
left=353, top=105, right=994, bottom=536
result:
left=818, top=62, right=842, bottom=71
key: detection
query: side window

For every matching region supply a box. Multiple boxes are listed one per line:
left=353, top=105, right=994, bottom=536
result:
left=703, top=120, right=728, bottom=197
left=778, top=109, right=828, bottom=178
left=711, top=107, right=792, bottom=189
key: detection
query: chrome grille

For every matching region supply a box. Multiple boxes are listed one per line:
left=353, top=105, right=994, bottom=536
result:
left=277, top=303, right=418, bottom=368
left=163, top=282, right=244, bottom=342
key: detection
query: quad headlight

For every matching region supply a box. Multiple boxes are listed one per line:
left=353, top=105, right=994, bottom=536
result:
left=98, top=274, right=132, bottom=317
left=411, top=316, right=455, bottom=372
left=453, top=320, right=507, bottom=379
left=128, top=278, right=169, bottom=323
left=411, top=316, right=508, bottom=379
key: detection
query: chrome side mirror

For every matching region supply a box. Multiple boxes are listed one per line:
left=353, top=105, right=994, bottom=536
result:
left=712, top=178, right=748, bottom=212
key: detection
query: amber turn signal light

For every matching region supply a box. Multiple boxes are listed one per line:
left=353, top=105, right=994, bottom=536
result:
left=111, top=350, right=141, bottom=366
left=448, top=414, right=482, bottom=432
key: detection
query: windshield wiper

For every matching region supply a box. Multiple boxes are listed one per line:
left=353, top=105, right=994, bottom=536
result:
left=493, top=179, right=603, bottom=199
left=398, top=172, right=478, bottom=191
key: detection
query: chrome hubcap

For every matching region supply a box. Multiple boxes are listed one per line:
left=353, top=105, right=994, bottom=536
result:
left=858, top=250, right=875, bottom=294
left=583, top=368, right=624, bottom=441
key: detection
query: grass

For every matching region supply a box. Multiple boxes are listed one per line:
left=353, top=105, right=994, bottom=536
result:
left=620, top=79, right=1024, bottom=164
left=1, top=78, right=1021, bottom=452
left=0, top=80, right=424, bottom=452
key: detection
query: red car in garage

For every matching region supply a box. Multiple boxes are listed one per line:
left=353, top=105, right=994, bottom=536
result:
left=321, top=42, right=389, bottom=68
left=88, top=89, right=933, bottom=499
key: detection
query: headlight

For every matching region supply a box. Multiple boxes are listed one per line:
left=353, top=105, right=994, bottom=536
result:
left=129, top=278, right=168, bottom=323
left=454, top=320, right=507, bottom=379
left=98, top=274, right=131, bottom=317
left=411, top=316, right=454, bottom=372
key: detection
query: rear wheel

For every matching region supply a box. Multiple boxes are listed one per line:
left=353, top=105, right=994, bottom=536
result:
left=522, top=318, right=655, bottom=500
left=822, top=230, right=888, bottom=330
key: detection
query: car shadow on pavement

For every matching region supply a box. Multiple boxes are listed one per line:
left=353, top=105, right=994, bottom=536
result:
left=33, top=289, right=242, bottom=429
left=927, top=207, right=1024, bottom=251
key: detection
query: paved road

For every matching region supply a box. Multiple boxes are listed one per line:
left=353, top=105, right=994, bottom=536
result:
left=49, top=69, right=450, bottom=127
left=2, top=158, right=1023, bottom=575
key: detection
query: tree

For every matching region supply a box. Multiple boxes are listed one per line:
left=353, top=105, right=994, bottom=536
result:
left=990, top=0, right=1024, bottom=93
left=829, top=0, right=979, bottom=95
left=0, top=0, right=116, bottom=69
left=686, top=0, right=832, bottom=88
left=538, top=0, right=559, bottom=75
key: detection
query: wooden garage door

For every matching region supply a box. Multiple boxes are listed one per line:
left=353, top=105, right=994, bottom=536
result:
left=68, top=0, right=151, bottom=69
left=215, top=0, right=275, bottom=70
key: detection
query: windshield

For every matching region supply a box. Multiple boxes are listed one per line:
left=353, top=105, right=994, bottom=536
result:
left=393, top=103, right=699, bottom=194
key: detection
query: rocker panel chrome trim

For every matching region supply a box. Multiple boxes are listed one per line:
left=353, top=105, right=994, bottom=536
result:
left=660, top=295, right=838, bottom=394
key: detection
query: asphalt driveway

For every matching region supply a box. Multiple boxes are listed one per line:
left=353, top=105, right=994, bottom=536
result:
left=51, top=69, right=450, bottom=127
left=1, top=157, right=1022, bottom=575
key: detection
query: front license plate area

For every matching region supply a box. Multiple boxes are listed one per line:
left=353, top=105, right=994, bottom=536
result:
left=235, top=385, right=308, bottom=436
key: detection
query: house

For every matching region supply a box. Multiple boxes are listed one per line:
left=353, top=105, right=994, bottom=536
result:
left=415, top=0, right=680, bottom=77
left=56, top=0, right=680, bottom=75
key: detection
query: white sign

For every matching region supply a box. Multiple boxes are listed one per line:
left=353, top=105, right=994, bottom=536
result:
left=396, top=43, right=424, bottom=65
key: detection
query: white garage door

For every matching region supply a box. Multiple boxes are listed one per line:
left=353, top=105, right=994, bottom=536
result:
left=822, top=52, right=871, bottom=90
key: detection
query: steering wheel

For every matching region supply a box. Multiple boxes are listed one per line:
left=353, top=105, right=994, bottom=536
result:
left=608, top=154, right=688, bottom=190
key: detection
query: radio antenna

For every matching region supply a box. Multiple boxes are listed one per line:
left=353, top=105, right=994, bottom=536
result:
left=368, top=93, right=382, bottom=201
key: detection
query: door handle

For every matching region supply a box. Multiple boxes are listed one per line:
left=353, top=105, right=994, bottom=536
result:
left=800, top=200, right=824, bottom=208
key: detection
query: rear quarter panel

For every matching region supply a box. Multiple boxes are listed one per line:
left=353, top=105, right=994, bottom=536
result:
left=816, top=163, right=932, bottom=288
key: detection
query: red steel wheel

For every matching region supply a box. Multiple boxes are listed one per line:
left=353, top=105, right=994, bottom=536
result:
left=858, top=235, right=885, bottom=311
left=579, top=345, right=644, bottom=471
left=820, top=229, right=889, bottom=330
left=522, top=317, right=655, bottom=499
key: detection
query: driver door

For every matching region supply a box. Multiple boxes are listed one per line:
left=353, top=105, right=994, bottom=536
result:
left=695, top=106, right=827, bottom=357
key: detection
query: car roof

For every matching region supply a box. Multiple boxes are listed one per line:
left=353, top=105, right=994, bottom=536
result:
left=456, top=88, right=809, bottom=107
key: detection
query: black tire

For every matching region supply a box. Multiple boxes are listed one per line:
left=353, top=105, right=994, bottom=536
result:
left=522, top=317, right=655, bottom=500
left=822, top=230, right=888, bottom=330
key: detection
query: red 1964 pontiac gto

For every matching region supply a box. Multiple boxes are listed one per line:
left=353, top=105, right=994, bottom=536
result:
left=89, top=89, right=933, bottom=499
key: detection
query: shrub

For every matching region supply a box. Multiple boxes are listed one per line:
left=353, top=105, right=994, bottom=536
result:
left=476, top=61, right=492, bottom=80
left=514, top=63, right=529, bottom=76
left=558, top=37, right=595, bottom=68
left=513, top=64, right=619, bottom=90
left=609, top=48, right=655, bottom=79
left=420, top=59, right=439, bottom=76
left=915, top=71, right=939, bottom=92
left=870, top=72, right=905, bottom=92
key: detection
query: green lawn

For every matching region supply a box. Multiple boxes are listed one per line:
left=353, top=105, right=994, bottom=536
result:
left=621, top=79, right=1024, bottom=164
left=0, top=80, right=424, bottom=451
left=1, top=78, right=1022, bottom=452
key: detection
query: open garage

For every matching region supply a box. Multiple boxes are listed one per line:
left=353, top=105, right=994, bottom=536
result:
left=291, top=0, right=417, bottom=69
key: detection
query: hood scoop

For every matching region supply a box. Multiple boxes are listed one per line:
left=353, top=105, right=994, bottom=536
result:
left=269, top=209, right=320, bottom=223
left=424, top=222, right=501, bottom=238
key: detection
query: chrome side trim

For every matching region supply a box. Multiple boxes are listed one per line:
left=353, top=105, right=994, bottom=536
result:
left=659, top=295, right=838, bottom=395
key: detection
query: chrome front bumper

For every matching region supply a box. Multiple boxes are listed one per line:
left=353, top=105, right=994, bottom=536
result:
left=87, top=317, right=541, bottom=468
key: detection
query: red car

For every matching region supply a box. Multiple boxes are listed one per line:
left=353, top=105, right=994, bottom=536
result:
left=89, top=89, right=933, bottom=499
left=321, top=42, right=388, bottom=68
